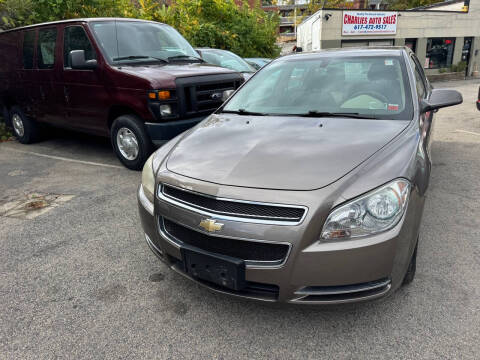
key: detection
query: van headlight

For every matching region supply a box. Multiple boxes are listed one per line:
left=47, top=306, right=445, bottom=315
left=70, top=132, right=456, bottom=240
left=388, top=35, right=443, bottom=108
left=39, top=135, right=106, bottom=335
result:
left=321, top=179, right=410, bottom=241
left=141, top=154, right=155, bottom=203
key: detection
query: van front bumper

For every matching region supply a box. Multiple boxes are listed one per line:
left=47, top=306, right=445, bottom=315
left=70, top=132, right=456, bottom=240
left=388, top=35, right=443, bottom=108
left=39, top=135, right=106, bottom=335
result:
left=137, top=180, right=422, bottom=304
left=145, top=117, right=204, bottom=146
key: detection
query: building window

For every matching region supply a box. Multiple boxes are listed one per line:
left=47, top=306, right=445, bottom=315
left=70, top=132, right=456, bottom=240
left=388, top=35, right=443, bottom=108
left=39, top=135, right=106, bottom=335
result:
left=405, top=38, right=417, bottom=53
left=426, top=38, right=455, bottom=69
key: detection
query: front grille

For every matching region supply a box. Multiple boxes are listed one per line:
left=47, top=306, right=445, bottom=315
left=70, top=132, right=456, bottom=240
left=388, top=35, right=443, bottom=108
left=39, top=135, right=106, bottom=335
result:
left=162, top=185, right=306, bottom=223
left=176, top=74, right=243, bottom=118
left=162, top=218, right=290, bottom=264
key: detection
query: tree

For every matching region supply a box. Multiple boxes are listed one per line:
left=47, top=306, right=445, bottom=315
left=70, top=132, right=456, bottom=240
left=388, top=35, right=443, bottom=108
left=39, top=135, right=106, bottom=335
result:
left=0, top=0, right=280, bottom=58
left=384, top=0, right=442, bottom=10
left=140, top=0, right=280, bottom=57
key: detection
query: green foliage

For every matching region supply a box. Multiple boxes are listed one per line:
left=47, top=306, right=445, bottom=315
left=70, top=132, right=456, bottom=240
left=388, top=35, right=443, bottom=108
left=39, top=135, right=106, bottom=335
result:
left=384, top=0, right=443, bottom=10
left=140, top=0, right=280, bottom=57
left=1, top=0, right=279, bottom=58
left=451, top=61, right=467, bottom=73
left=0, top=122, right=13, bottom=141
left=0, top=0, right=135, bottom=29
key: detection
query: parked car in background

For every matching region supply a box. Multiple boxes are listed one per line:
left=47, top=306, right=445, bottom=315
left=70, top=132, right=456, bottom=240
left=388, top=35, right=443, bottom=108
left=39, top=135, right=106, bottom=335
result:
left=195, top=48, right=256, bottom=80
left=477, top=86, right=480, bottom=111
left=0, top=18, right=243, bottom=169
left=244, top=57, right=271, bottom=70
left=138, top=47, right=462, bottom=304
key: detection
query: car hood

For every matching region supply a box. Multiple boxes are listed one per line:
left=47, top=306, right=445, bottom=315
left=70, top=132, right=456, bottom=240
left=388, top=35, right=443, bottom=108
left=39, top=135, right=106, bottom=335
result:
left=117, top=63, right=239, bottom=88
left=166, top=114, right=410, bottom=190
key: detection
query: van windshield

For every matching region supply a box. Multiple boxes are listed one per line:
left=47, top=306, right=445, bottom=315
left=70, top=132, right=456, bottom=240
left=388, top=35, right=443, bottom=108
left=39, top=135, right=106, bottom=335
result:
left=90, top=21, right=199, bottom=64
left=223, top=55, right=414, bottom=120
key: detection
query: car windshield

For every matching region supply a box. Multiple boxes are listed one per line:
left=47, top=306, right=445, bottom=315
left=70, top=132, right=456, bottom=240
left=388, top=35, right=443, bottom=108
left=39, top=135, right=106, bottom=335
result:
left=90, top=21, right=199, bottom=64
left=200, top=49, right=255, bottom=73
left=223, top=55, right=414, bottom=120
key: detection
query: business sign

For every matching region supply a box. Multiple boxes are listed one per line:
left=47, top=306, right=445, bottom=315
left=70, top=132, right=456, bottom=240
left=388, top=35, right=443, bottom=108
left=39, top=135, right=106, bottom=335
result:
left=342, top=11, right=398, bottom=36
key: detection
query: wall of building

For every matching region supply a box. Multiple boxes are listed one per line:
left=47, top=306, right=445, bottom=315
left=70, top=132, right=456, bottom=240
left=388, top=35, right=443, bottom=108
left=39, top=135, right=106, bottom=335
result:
left=297, top=3, right=480, bottom=76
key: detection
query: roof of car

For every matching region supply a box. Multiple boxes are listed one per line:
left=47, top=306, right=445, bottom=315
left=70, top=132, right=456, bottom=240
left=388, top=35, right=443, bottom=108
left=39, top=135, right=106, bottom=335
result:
left=1, top=18, right=163, bottom=33
left=280, top=47, right=409, bottom=61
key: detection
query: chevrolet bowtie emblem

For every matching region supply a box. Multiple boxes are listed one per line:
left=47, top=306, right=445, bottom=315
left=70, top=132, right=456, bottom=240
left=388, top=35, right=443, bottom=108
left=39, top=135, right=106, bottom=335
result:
left=199, top=219, right=224, bottom=233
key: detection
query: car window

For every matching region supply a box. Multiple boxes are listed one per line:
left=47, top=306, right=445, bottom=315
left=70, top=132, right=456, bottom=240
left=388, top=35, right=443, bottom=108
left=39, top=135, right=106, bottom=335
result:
left=201, top=50, right=255, bottom=73
left=409, top=56, right=426, bottom=99
left=224, top=55, right=414, bottom=120
left=22, top=30, right=36, bottom=69
left=37, top=28, right=57, bottom=69
left=64, top=26, right=96, bottom=68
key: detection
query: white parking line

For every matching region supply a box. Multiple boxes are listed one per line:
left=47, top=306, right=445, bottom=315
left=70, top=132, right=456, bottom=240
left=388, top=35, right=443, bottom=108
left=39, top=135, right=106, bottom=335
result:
left=2, top=147, right=124, bottom=169
left=455, top=129, right=480, bottom=136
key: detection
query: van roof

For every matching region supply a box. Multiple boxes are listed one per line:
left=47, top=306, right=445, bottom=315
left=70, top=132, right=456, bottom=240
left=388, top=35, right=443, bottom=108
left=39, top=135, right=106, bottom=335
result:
left=1, top=18, right=164, bottom=33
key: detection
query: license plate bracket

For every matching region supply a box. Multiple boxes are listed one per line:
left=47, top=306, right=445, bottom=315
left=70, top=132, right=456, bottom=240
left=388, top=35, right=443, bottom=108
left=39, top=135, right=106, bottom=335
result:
left=181, top=247, right=246, bottom=291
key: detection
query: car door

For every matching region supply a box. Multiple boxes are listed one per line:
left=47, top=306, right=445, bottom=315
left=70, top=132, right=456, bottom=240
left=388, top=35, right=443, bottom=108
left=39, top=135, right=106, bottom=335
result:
left=36, top=26, right=61, bottom=125
left=16, top=29, right=39, bottom=118
left=411, top=55, right=434, bottom=154
left=59, top=24, right=108, bottom=134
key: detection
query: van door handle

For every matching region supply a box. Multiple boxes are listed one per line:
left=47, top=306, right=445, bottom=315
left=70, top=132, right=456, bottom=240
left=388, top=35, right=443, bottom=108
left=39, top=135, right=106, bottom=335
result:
left=40, top=86, right=46, bottom=100
left=63, top=86, right=70, bottom=103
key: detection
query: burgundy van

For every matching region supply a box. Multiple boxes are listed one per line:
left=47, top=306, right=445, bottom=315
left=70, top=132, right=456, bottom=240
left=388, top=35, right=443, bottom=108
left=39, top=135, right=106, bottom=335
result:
left=0, top=18, right=243, bottom=169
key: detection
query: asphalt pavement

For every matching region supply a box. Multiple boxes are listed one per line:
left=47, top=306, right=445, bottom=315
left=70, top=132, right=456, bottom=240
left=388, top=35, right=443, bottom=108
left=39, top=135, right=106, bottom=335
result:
left=0, top=79, right=479, bottom=359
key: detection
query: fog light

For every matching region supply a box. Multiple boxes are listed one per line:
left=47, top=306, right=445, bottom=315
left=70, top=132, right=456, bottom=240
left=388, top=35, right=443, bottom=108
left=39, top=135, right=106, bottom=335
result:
left=160, top=104, right=172, bottom=116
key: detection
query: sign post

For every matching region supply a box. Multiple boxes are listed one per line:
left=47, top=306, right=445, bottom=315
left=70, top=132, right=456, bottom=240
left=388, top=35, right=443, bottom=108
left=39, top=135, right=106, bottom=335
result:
left=342, top=11, right=398, bottom=36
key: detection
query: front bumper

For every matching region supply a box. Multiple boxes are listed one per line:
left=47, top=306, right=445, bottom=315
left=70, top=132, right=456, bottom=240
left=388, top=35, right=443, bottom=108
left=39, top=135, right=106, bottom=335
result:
left=137, top=180, right=423, bottom=304
left=145, top=117, right=204, bottom=146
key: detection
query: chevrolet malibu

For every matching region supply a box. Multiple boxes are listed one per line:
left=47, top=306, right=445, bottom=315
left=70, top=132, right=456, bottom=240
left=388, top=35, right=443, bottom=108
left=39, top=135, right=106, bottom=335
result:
left=137, top=47, right=462, bottom=304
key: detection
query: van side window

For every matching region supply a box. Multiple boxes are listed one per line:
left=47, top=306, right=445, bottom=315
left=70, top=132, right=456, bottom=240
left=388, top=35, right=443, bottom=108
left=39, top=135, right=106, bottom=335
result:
left=64, top=26, right=96, bottom=68
left=23, top=30, right=36, bottom=69
left=37, top=28, right=57, bottom=69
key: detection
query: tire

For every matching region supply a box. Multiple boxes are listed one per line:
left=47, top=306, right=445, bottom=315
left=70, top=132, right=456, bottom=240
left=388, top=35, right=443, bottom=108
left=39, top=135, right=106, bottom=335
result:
left=10, top=106, right=40, bottom=144
left=111, top=114, right=152, bottom=170
left=402, top=240, right=418, bottom=285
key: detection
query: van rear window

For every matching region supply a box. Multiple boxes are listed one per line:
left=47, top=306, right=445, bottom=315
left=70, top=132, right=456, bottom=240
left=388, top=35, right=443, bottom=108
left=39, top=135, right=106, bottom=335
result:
left=23, top=30, right=35, bottom=69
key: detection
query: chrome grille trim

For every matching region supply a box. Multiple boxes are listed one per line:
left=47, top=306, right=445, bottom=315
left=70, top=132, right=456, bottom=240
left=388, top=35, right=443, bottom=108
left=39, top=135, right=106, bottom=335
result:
left=158, top=184, right=308, bottom=226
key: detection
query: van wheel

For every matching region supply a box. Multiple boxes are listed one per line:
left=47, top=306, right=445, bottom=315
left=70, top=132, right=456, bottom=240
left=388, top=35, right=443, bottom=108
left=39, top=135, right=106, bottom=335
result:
left=402, top=240, right=418, bottom=285
left=10, top=106, right=39, bottom=144
left=111, top=114, right=152, bottom=170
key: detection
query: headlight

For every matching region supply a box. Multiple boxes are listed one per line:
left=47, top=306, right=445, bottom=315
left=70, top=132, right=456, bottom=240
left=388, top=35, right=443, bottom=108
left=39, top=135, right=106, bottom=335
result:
left=321, top=179, right=411, bottom=241
left=141, top=154, right=155, bottom=203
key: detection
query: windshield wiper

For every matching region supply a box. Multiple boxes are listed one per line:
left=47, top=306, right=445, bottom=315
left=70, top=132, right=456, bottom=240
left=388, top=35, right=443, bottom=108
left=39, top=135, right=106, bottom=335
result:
left=167, top=55, right=205, bottom=62
left=221, top=109, right=266, bottom=116
left=298, top=111, right=378, bottom=119
left=113, top=55, right=168, bottom=63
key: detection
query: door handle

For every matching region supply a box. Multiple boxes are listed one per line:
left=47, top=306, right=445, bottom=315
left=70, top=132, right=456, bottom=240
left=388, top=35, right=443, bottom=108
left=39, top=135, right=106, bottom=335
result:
left=63, top=86, right=70, bottom=103
left=40, top=86, right=46, bottom=100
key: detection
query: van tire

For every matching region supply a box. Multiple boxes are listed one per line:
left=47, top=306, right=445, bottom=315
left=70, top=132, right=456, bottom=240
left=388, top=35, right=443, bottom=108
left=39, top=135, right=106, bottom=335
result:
left=10, top=106, right=40, bottom=144
left=402, top=240, right=418, bottom=286
left=111, top=114, right=152, bottom=170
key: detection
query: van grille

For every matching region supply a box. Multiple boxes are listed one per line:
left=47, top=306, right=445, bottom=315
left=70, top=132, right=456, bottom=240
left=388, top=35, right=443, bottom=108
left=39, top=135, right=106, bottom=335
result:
left=161, top=218, right=290, bottom=265
left=162, top=185, right=306, bottom=223
left=176, top=74, right=243, bottom=118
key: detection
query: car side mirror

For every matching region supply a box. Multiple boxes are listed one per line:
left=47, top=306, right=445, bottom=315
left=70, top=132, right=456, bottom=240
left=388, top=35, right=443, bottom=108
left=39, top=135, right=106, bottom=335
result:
left=69, top=50, right=97, bottom=70
left=420, top=88, right=462, bottom=113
